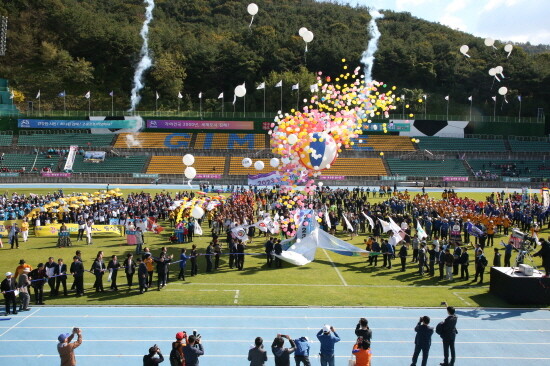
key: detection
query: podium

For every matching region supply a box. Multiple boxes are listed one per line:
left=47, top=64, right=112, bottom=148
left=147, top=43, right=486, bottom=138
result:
left=490, top=267, right=550, bottom=305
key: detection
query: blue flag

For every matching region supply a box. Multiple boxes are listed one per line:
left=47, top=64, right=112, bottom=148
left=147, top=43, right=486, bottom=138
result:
left=466, top=222, right=484, bottom=238
left=58, top=91, right=66, bottom=97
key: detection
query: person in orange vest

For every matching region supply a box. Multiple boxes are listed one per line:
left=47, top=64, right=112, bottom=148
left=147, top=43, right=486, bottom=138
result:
left=486, top=221, right=495, bottom=247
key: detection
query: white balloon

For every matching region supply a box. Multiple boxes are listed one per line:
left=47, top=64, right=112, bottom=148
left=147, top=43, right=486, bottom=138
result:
left=235, top=85, right=247, bottom=97
left=184, top=166, right=197, bottom=179
left=247, top=3, right=258, bottom=16
left=488, top=68, right=497, bottom=76
left=484, top=37, right=495, bottom=47
left=498, top=87, right=508, bottom=96
left=504, top=44, right=513, bottom=52
left=318, top=182, right=323, bottom=187
left=459, top=45, right=469, bottom=55
left=302, top=31, right=314, bottom=43
left=254, top=161, right=265, bottom=170
left=281, top=157, right=290, bottom=165
left=191, top=206, right=205, bottom=219
left=287, top=134, right=298, bottom=145
left=495, top=66, right=503, bottom=73
left=242, top=158, right=252, bottom=168
left=182, top=154, right=195, bottom=166
left=270, top=158, right=280, bottom=168
left=298, top=27, right=309, bottom=37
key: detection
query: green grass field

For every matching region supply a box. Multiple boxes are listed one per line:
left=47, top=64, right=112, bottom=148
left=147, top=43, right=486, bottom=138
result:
left=1, top=188, right=546, bottom=308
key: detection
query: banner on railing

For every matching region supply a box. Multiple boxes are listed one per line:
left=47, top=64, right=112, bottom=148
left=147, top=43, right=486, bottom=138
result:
left=248, top=171, right=282, bottom=186
left=64, top=145, right=78, bottom=171
left=0, top=172, right=19, bottom=177
left=502, top=177, right=531, bottom=182
left=380, top=176, right=408, bottom=181
left=147, top=120, right=253, bottom=130
left=34, top=224, right=123, bottom=237
left=318, top=176, right=345, bottom=180
left=18, top=119, right=136, bottom=129
left=443, top=176, right=469, bottom=182
left=363, top=121, right=411, bottom=132
left=196, top=174, right=222, bottom=179
left=133, top=173, right=159, bottom=179
left=41, top=172, right=71, bottom=177
left=83, top=151, right=106, bottom=162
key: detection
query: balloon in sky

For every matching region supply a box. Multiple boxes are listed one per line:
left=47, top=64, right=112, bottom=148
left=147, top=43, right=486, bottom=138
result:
left=247, top=3, right=258, bottom=15
left=270, top=158, right=280, bottom=168
left=242, top=158, right=252, bottom=168
left=182, top=154, right=195, bottom=166
left=302, top=30, right=314, bottom=43
left=459, top=45, right=470, bottom=58
left=191, top=206, right=205, bottom=219
left=299, top=132, right=338, bottom=171
left=254, top=161, right=265, bottom=170
left=504, top=44, right=513, bottom=57
left=498, top=86, right=508, bottom=96
left=298, top=27, right=309, bottom=38
left=235, top=84, right=246, bottom=97
left=484, top=37, right=495, bottom=47
left=184, top=166, right=197, bottom=179
left=495, top=65, right=505, bottom=78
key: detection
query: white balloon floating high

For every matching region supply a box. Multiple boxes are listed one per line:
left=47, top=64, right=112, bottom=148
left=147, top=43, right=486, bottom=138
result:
left=242, top=157, right=252, bottom=168
left=498, top=86, right=508, bottom=96
left=287, top=134, right=298, bottom=145
left=235, top=83, right=247, bottom=98
left=495, top=65, right=505, bottom=79
left=298, top=27, right=309, bottom=38
left=300, top=28, right=314, bottom=52
left=247, top=3, right=258, bottom=28
left=484, top=37, right=496, bottom=48
left=184, top=166, right=197, bottom=180
left=254, top=160, right=265, bottom=170
left=270, top=158, right=280, bottom=168
left=459, top=45, right=470, bottom=58
left=182, top=154, right=195, bottom=166
left=489, top=68, right=500, bottom=82
left=191, top=206, right=205, bottom=219
left=504, top=44, right=513, bottom=58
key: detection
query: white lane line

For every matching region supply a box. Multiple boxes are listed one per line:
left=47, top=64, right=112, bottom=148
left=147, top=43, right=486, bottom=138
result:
left=453, top=292, right=472, bottom=306
left=2, top=326, right=548, bottom=331
left=1, top=339, right=549, bottom=345
left=322, top=249, right=348, bottom=286
left=153, top=281, right=487, bottom=289
left=0, top=308, right=41, bottom=338
left=0, top=355, right=548, bottom=360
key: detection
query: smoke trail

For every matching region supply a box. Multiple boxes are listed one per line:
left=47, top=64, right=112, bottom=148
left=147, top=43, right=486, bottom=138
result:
left=361, top=9, right=384, bottom=85
left=129, top=0, right=155, bottom=112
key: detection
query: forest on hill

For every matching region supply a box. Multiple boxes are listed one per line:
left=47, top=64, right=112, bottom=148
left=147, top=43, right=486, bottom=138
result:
left=0, top=0, right=549, bottom=118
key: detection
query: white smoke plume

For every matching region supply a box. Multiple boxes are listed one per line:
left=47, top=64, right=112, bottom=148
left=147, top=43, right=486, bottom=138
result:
left=129, top=0, right=155, bottom=112
left=361, top=9, right=384, bottom=85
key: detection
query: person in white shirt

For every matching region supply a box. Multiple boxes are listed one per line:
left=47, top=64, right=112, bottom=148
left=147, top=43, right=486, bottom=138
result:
left=85, top=220, right=93, bottom=245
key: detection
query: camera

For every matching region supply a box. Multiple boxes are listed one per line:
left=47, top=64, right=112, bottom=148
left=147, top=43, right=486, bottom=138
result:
left=193, top=330, right=201, bottom=339
left=72, top=327, right=80, bottom=333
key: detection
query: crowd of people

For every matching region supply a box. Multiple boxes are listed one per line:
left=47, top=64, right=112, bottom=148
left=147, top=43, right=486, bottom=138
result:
left=50, top=307, right=459, bottom=366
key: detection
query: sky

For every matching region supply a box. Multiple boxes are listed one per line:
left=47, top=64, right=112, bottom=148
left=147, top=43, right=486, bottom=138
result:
left=323, top=0, right=550, bottom=45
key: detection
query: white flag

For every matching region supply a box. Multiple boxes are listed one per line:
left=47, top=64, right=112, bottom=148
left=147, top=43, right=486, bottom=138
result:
left=362, top=212, right=374, bottom=230
left=343, top=214, right=354, bottom=232
left=178, top=92, right=183, bottom=99
left=379, top=218, right=392, bottom=233
left=231, top=226, right=249, bottom=242
left=36, top=90, right=41, bottom=99
left=275, top=80, right=282, bottom=88
left=194, top=224, right=203, bottom=236
left=256, top=82, right=265, bottom=90
left=84, top=91, right=90, bottom=99
left=218, top=92, right=224, bottom=99
left=416, top=221, right=428, bottom=240
left=492, top=96, right=497, bottom=102
left=324, top=207, right=331, bottom=229
left=468, top=96, right=472, bottom=101
left=232, top=94, right=237, bottom=105
left=9, top=91, right=14, bottom=99
left=388, top=217, right=402, bottom=236
left=198, top=92, right=202, bottom=99
left=292, top=83, right=299, bottom=90
left=156, top=91, right=160, bottom=100
left=444, top=95, right=449, bottom=101
left=310, top=84, right=319, bottom=93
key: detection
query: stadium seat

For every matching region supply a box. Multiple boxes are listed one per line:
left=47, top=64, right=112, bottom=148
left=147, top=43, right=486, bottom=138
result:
left=18, top=133, right=115, bottom=148
left=195, top=133, right=266, bottom=149
left=229, top=157, right=276, bottom=175
left=351, top=135, right=416, bottom=152
left=0, top=134, right=13, bottom=146
left=508, top=140, right=550, bottom=152
left=321, top=158, right=387, bottom=176
left=417, top=137, right=506, bottom=152
left=386, top=159, right=468, bottom=177
left=114, top=132, right=193, bottom=149
left=70, top=155, right=147, bottom=173
left=1, top=153, right=59, bottom=172
left=147, top=156, right=225, bottom=175
left=468, top=159, right=550, bottom=178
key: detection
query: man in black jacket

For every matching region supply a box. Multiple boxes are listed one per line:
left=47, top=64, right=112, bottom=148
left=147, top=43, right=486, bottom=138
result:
left=183, top=334, right=204, bottom=366
left=534, top=239, right=550, bottom=276
left=411, top=315, right=434, bottom=366
left=55, top=258, right=68, bottom=296
left=70, top=256, right=85, bottom=297
left=143, top=345, right=164, bottom=365
left=437, top=306, right=458, bottom=366
left=1, top=272, right=18, bottom=315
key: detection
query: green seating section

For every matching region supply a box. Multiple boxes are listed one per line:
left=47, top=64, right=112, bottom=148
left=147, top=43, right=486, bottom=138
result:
left=417, top=137, right=506, bottom=152
left=468, top=160, right=550, bottom=178
left=0, top=134, right=12, bottom=146
left=386, top=159, right=468, bottom=177
left=70, top=155, right=148, bottom=174
left=1, top=153, right=60, bottom=172
left=18, top=134, right=115, bottom=148
left=508, top=140, right=550, bottom=152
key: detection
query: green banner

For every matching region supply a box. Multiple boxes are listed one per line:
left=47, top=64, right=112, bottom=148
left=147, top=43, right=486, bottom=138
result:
left=0, top=172, right=20, bottom=177
left=380, top=176, right=407, bottom=181
left=133, top=173, right=159, bottom=179
left=502, top=177, right=531, bottom=182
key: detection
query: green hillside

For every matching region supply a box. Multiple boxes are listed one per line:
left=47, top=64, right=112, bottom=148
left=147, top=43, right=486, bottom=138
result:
left=0, top=0, right=548, bottom=116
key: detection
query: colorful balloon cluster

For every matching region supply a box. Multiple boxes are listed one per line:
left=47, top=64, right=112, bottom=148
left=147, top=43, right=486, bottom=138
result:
left=269, top=60, right=403, bottom=186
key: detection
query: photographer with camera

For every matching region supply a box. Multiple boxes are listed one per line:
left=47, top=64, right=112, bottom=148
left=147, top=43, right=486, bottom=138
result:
left=183, top=332, right=204, bottom=366
left=410, top=316, right=433, bottom=366
left=271, top=334, right=296, bottom=366
left=57, top=327, right=82, bottom=366
left=143, top=344, right=164, bottom=365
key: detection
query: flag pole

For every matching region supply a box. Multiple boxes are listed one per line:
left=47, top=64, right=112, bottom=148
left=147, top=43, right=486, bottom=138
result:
left=155, top=93, right=158, bottom=116
left=63, top=92, right=66, bottom=116
left=296, top=87, right=299, bottom=111
left=446, top=98, right=449, bottom=121
left=469, top=98, right=472, bottom=122
left=222, top=96, right=224, bottom=116
left=280, top=86, right=283, bottom=112
left=38, top=96, right=41, bottom=117
left=519, top=97, right=522, bottom=122
left=244, top=94, right=246, bottom=116
left=263, top=86, right=266, bottom=117
left=493, top=98, right=496, bottom=121
left=178, top=97, right=180, bottom=114
left=199, top=95, right=202, bottom=119
left=88, top=97, right=91, bottom=116
left=111, top=93, right=114, bottom=116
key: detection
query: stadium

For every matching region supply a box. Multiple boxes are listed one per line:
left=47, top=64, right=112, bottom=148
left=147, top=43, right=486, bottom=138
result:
left=1, top=1, right=550, bottom=366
